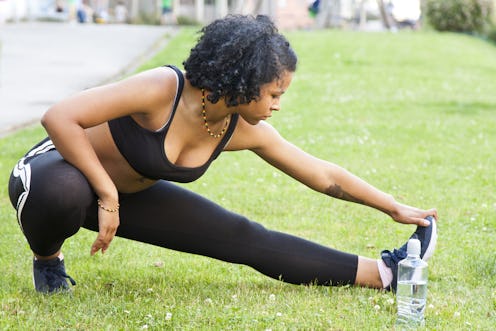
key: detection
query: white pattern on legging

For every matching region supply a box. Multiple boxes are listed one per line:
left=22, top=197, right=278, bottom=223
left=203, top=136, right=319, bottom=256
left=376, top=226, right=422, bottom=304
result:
left=11, top=139, right=55, bottom=233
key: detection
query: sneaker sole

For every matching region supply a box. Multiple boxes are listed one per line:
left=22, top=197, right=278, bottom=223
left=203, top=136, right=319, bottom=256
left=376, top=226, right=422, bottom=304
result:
left=422, top=217, right=437, bottom=262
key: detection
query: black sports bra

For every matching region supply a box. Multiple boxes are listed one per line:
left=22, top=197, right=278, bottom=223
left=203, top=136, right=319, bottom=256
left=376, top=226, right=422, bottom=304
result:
left=108, top=65, right=239, bottom=182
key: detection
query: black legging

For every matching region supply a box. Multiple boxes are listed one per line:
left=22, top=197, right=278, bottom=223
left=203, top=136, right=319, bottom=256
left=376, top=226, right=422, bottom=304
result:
left=8, top=141, right=358, bottom=286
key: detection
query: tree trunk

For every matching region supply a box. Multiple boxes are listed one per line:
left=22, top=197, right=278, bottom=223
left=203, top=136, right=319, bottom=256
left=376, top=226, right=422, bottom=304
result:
left=376, top=0, right=392, bottom=29
left=195, top=0, right=204, bottom=23
left=316, top=0, right=341, bottom=28
left=216, top=0, right=228, bottom=19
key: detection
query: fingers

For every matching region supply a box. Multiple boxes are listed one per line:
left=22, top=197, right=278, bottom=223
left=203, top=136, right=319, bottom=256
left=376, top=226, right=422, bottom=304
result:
left=428, top=209, right=439, bottom=221
left=90, top=238, right=105, bottom=256
left=417, top=209, right=438, bottom=227
left=90, top=211, right=119, bottom=256
left=404, top=217, right=430, bottom=228
left=90, top=235, right=113, bottom=256
left=91, top=230, right=117, bottom=255
left=419, top=218, right=431, bottom=227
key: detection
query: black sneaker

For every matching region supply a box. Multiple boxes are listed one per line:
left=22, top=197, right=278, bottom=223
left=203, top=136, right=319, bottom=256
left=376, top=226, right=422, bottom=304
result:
left=381, top=216, right=437, bottom=292
left=33, top=257, right=76, bottom=293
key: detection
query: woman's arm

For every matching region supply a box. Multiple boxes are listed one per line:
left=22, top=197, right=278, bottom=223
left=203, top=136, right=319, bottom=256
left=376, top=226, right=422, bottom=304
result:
left=229, top=121, right=437, bottom=226
left=41, top=67, right=178, bottom=254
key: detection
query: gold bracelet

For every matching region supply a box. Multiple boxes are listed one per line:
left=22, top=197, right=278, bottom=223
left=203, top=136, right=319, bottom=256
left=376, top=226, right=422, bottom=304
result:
left=97, top=199, right=120, bottom=213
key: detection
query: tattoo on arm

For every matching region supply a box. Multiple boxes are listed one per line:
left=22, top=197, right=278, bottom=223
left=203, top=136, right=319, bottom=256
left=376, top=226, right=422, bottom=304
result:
left=325, top=184, right=364, bottom=204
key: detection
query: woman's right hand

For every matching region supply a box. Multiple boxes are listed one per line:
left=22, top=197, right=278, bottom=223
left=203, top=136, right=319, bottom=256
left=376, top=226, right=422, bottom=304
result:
left=90, top=201, right=120, bottom=255
left=390, top=201, right=438, bottom=227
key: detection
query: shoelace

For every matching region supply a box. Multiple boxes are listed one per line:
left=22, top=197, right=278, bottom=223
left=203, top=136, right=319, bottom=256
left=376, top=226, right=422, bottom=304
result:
left=39, top=263, right=76, bottom=290
left=389, top=248, right=407, bottom=263
left=382, top=248, right=407, bottom=265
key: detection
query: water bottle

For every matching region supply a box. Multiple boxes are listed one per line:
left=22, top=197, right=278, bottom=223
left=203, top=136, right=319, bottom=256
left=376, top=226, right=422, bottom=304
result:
left=396, top=238, right=428, bottom=329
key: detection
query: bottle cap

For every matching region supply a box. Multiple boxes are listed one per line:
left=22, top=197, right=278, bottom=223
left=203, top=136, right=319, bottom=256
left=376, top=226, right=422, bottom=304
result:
left=407, top=238, right=421, bottom=256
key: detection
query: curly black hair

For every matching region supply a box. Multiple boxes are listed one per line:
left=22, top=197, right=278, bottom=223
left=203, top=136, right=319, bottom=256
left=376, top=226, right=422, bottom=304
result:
left=183, top=15, right=297, bottom=107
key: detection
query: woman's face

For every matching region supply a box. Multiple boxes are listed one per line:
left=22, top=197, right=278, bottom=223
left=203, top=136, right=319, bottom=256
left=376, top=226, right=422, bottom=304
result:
left=237, top=70, right=293, bottom=125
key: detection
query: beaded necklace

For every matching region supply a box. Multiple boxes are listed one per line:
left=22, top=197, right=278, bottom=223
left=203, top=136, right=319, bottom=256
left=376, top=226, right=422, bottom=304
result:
left=201, top=88, right=230, bottom=138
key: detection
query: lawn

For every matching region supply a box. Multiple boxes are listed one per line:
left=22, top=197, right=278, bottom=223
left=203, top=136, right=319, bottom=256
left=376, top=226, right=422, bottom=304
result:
left=0, top=27, right=495, bottom=330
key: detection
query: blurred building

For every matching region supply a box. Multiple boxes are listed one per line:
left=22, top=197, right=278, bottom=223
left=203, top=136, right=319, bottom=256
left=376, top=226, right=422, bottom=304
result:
left=0, top=0, right=439, bottom=29
left=0, top=0, right=315, bottom=28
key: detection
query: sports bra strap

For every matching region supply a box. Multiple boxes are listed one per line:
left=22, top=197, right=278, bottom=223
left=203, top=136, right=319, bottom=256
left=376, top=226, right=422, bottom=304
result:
left=164, top=65, right=185, bottom=113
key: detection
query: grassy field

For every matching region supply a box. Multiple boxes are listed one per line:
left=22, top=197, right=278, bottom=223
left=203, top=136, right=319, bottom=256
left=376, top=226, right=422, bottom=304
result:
left=0, top=27, right=495, bottom=330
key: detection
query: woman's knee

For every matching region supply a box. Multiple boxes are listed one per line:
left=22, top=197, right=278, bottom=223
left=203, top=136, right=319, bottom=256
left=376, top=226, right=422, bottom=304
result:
left=30, top=155, right=94, bottom=210
left=221, top=212, right=271, bottom=244
left=13, top=152, right=95, bottom=232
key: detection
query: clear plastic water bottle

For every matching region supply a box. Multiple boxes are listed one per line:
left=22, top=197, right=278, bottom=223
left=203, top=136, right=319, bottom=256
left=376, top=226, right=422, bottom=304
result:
left=396, top=238, right=428, bottom=329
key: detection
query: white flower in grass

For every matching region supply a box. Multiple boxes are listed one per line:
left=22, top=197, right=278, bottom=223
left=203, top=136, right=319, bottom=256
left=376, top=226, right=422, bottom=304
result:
left=269, top=294, right=276, bottom=301
left=141, top=325, right=148, bottom=329
left=374, top=305, right=381, bottom=311
left=204, top=298, right=213, bottom=305
left=153, top=261, right=164, bottom=268
left=387, top=298, right=395, bottom=305
left=276, top=312, right=282, bottom=317
left=454, top=311, right=461, bottom=317
left=165, top=312, right=172, bottom=320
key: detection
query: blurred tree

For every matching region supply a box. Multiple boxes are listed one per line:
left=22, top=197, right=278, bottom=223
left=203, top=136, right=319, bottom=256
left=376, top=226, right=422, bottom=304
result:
left=315, top=0, right=341, bottom=28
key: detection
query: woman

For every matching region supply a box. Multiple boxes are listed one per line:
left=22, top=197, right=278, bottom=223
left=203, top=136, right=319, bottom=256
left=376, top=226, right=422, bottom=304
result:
left=8, top=15, right=437, bottom=294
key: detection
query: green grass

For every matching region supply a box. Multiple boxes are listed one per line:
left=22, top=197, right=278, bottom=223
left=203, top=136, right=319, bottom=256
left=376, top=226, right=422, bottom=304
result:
left=1, top=28, right=495, bottom=330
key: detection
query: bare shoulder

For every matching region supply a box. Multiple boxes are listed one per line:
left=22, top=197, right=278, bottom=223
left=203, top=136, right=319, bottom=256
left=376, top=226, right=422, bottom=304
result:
left=117, top=66, right=184, bottom=127
left=105, top=66, right=180, bottom=108
left=226, top=118, right=283, bottom=151
left=121, top=66, right=180, bottom=107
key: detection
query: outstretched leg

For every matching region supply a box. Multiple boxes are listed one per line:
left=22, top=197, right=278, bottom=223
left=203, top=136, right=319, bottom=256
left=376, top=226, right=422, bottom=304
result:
left=82, top=180, right=360, bottom=286
left=85, top=181, right=436, bottom=289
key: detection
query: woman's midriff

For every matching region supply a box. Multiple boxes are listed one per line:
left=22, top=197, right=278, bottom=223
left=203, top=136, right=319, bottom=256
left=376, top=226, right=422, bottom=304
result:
left=86, top=123, right=158, bottom=193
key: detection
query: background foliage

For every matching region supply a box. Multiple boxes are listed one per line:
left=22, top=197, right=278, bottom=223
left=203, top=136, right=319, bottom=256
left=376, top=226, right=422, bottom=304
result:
left=425, top=0, right=494, bottom=34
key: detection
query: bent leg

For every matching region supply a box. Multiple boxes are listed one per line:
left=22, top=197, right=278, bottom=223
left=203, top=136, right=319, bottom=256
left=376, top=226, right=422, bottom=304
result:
left=9, top=148, right=95, bottom=256
left=83, top=181, right=359, bottom=286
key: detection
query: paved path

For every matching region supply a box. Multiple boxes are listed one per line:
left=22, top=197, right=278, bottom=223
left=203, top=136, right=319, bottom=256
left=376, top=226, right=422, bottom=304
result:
left=0, top=22, right=176, bottom=137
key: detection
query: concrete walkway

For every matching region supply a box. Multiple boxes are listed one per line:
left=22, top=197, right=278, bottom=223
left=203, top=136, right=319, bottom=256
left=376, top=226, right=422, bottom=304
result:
left=0, top=22, right=176, bottom=137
